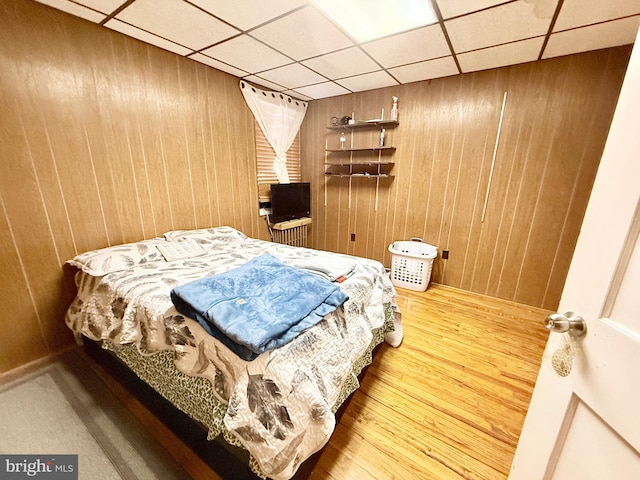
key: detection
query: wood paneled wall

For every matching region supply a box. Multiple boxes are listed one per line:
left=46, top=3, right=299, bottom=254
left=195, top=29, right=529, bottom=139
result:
left=0, top=0, right=631, bottom=374
left=0, top=0, right=265, bottom=373
left=301, top=46, right=631, bottom=310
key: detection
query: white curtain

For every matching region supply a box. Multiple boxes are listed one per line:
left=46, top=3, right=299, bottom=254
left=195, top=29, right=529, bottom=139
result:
left=240, top=80, right=307, bottom=183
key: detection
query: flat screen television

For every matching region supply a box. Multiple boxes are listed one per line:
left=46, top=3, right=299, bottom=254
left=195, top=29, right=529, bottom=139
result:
left=270, top=182, right=311, bottom=224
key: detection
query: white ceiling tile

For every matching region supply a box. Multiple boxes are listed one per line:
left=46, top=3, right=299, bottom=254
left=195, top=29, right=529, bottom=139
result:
left=543, top=16, right=640, bottom=59
left=283, top=89, right=314, bottom=101
left=446, top=1, right=555, bottom=53
left=250, top=6, right=354, bottom=61
left=388, top=56, right=458, bottom=83
left=258, top=63, right=328, bottom=89
left=35, top=0, right=107, bottom=22
left=105, top=19, right=193, bottom=56
left=189, top=0, right=306, bottom=30
left=70, top=0, right=125, bottom=14
left=458, top=37, right=544, bottom=73
left=301, top=47, right=379, bottom=79
left=554, top=0, right=640, bottom=32
left=292, top=82, right=351, bottom=99
left=436, top=0, right=509, bottom=20
left=189, top=53, right=249, bottom=77
left=362, top=24, right=450, bottom=68
left=114, top=0, right=239, bottom=51
left=201, top=35, right=291, bottom=73
left=243, top=75, right=288, bottom=91
left=336, top=71, right=398, bottom=92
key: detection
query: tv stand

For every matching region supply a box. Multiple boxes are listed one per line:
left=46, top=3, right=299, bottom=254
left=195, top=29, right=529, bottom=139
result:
left=270, top=217, right=311, bottom=247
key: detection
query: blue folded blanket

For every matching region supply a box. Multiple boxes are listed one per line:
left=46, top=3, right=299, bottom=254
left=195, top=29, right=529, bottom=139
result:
left=170, top=254, right=348, bottom=360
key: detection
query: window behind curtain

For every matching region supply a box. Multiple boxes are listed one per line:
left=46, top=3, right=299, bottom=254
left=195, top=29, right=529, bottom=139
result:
left=255, top=120, right=302, bottom=202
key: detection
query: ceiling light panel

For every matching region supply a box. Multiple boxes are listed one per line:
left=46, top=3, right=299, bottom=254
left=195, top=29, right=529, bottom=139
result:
left=189, top=0, right=306, bottom=30
left=312, top=0, right=437, bottom=43
left=114, top=0, right=239, bottom=51
left=250, top=6, right=354, bottom=60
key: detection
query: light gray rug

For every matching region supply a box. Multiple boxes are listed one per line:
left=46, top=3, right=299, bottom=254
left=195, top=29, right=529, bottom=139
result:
left=0, top=349, right=191, bottom=480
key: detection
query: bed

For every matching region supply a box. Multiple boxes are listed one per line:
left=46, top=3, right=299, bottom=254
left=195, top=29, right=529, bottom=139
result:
left=64, top=226, right=399, bottom=480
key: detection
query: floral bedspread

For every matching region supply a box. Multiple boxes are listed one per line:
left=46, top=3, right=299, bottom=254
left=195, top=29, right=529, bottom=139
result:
left=65, top=229, right=397, bottom=480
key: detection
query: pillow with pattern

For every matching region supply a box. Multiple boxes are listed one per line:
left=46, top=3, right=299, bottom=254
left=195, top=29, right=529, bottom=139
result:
left=162, top=226, right=248, bottom=248
left=67, top=238, right=165, bottom=276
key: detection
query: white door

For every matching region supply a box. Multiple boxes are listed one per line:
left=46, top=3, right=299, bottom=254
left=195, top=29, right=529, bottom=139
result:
left=509, top=28, right=640, bottom=480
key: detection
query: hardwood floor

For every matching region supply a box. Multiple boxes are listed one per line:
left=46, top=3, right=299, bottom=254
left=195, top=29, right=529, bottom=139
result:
left=93, top=283, right=550, bottom=480
left=311, top=284, right=550, bottom=480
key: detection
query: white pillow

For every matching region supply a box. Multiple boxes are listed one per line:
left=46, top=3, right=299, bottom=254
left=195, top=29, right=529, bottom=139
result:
left=67, top=238, right=165, bottom=276
left=162, top=226, right=247, bottom=247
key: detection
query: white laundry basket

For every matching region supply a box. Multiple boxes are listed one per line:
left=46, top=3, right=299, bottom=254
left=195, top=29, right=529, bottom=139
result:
left=388, top=238, right=438, bottom=291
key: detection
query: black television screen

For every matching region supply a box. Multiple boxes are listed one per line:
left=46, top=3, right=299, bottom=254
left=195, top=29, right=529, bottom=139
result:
left=270, top=182, right=310, bottom=224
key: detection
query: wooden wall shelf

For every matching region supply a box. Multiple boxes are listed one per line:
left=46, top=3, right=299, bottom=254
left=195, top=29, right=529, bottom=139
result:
left=326, top=146, right=396, bottom=153
left=324, top=113, right=399, bottom=211
left=326, top=120, right=399, bottom=130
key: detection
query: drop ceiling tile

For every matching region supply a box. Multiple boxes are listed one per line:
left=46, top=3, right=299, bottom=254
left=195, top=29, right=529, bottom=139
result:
left=554, top=0, right=640, bottom=31
left=388, top=56, right=458, bottom=83
left=436, top=0, right=509, bottom=20
left=362, top=24, right=450, bottom=68
left=292, top=82, right=351, bottom=100
left=257, top=63, right=328, bottom=89
left=446, top=1, right=554, bottom=53
left=114, top=0, right=239, bottom=51
left=35, top=0, right=107, bottom=22
left=243, top=75, right=287, bottom=91
left=336, top=71, right=398, bottom=93
left=71, top=0, right=124, bottom=14
left=543, top=16, right=640, bottom=59
left=105, top=19, right=193, bottom=56
left=201, top=35, right=291, bottom=73
left=189, top=53, right=249, bottom=77
left=250, top=6, right=354, bottom=61
left=458, top=36, right=544, bottom=73
left=283, top=89, right=313, bottom=101
left=301, top=47, right=379, bottom=79
left=189, top=0, right=306, bottom=30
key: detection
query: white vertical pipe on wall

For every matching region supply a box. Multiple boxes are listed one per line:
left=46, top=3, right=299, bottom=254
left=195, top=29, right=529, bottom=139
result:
left=481, top=91, right=508, bottom=222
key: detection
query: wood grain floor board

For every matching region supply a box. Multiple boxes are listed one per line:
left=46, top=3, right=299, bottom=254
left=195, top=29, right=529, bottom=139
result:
left=311, top=283, right=549, bottom=480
